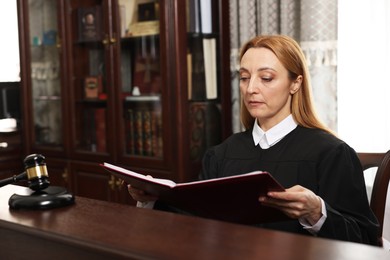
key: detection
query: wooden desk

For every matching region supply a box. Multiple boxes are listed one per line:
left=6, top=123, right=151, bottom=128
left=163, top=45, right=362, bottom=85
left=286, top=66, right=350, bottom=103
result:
left=0, top=185, right=388, bottom=259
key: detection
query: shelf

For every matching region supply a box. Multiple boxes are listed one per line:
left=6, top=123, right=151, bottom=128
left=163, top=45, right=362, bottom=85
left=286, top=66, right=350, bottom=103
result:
left=35, top=95, right=61, bottom=101
left=76, top=99, right=107, bottom=107
left=125, top=95, right=160, bottom=102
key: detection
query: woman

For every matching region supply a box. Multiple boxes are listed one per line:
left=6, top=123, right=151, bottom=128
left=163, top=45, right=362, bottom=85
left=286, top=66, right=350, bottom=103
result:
left=129, top=35, right=380, bottom=246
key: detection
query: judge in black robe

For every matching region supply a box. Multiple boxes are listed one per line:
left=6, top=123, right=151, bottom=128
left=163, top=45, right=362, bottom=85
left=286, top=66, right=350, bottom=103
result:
left=200, top=125, right=380, bottom=246
left=128, top=34, right=380, bottom=246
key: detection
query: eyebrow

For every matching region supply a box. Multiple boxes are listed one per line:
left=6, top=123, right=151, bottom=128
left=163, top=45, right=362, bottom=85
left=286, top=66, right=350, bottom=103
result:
left=238, top=67, right=277, bottom=73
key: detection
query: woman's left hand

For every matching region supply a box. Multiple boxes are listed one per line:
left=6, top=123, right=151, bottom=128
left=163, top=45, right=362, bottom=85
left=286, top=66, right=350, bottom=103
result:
left=259, top=185, right=322, bottom=225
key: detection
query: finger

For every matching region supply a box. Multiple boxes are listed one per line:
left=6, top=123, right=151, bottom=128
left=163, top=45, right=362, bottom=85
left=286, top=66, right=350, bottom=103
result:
left=260, top=198, right=305, bottom=218
left=260, top=196, right=305, bottom=211
left=127, top=185, right=158, bottom=202
left=267, top=191, right=300, bottom=201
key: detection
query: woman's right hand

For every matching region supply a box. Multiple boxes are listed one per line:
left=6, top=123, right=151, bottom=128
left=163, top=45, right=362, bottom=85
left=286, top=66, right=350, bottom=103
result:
left=127, top=184, right=158, bottom=203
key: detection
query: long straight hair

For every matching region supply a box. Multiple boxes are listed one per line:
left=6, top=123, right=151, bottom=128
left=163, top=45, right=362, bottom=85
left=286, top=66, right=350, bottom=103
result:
left=239, top=35, right=333, bottom=135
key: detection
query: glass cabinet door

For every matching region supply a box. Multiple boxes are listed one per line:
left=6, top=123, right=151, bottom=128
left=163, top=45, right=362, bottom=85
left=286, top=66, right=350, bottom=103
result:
left=70, top=1, right=108, bottom=153
left=186, top=0, right=222, bottom=163
left=28, top=0, right=62, bottom=146
left=118, top=0, right=163, bottom=159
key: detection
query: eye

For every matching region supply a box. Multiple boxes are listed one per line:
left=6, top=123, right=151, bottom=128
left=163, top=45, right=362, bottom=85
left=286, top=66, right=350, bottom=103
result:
left=239, top=74, right=250, bottom=82
left=261, top=77, right=272, bottom=82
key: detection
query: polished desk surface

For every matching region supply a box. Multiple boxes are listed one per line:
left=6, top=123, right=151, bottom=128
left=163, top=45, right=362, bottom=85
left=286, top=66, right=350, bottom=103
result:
left=0, top=185, right=388, bottom=260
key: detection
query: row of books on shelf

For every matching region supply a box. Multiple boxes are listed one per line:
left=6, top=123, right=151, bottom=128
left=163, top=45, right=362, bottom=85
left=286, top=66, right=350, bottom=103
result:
left=124, top=108, right=163, bottom=157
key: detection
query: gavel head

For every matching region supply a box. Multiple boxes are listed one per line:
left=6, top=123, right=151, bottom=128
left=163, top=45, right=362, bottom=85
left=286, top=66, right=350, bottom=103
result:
left=24, top=154, right=50, bottom=191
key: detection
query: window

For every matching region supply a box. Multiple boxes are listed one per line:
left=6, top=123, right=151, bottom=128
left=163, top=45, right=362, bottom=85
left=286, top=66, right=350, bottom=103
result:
left=338, top=0, right=390, bottom=152
left=0, top=2, right=20, bottom=82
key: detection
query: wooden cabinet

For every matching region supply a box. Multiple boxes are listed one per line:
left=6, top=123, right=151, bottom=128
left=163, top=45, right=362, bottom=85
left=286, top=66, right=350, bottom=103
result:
left=0, top=82, right=23, bottom=180
left=17, top=0, right=231, bottom=204
left=0, top=131, right=23, bottom=180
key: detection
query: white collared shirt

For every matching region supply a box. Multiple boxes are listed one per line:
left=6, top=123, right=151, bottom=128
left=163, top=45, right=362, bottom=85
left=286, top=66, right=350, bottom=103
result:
left=252, top=114, right=297, bottom=149
left=252, top=114, right=327, bottom=234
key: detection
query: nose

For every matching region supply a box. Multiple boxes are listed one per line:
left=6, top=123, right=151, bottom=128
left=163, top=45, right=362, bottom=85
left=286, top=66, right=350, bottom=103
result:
left=246, top=77, right=259, bottom=94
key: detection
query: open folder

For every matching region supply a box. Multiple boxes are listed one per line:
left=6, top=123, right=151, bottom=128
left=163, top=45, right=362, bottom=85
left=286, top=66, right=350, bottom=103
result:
left=101, top=162, right=290, bottom=224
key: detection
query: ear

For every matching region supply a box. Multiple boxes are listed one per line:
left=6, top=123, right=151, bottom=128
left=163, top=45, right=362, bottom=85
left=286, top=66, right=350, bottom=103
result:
left=290, top=75, right=302, bottom=94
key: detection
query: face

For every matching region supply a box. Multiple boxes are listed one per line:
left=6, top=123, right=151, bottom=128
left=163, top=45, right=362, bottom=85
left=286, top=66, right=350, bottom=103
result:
left=239, top=47, right=301, bottom=131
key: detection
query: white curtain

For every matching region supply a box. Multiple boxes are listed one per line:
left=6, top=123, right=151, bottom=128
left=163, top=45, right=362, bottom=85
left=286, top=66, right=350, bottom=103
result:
left=338, top=0, right=390, bottom=153
left=229, top=0, right=338, bottom=132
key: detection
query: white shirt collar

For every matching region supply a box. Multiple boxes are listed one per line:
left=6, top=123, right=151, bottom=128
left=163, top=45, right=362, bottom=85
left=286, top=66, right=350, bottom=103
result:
left=252, top=114, right=297, bottom=149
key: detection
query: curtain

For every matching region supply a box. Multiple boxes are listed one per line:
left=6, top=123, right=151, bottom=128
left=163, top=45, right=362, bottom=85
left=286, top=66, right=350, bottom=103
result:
left=229, top=0, right=338, bottom=132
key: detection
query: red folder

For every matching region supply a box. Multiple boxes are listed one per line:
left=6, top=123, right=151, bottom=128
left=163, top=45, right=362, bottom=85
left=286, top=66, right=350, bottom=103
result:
left=101, top=162, right=290, bottom=224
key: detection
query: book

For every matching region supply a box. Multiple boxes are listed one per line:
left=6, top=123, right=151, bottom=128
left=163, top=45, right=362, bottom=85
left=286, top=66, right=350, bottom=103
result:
left=134, top=110, right=144, bottom=155
left=150, top=110, right=162, bottom=157
left=189, top=102, right=221, bottom=161
left=95, top=108, right=106, bottom=152
left=188, top=0, right=201, bottom=33
left=101, top=162, right=289, bottom=224
left=189, top=36, right=206, bottom=100
left=142, top=110, right=153, bottom=156
left=125, top=109, right=135, bottom=154
left=187, top=52, right=193, bottom=100
left=200, top=0, right=212, bottom=34
left=202, top=37, right=217, bottom=99
left=119, top=4, right=127, bottom=37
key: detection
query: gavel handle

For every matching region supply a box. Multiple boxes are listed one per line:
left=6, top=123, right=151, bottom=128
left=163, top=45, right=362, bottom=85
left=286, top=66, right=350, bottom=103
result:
left=0, top=172, right=27, bottom=188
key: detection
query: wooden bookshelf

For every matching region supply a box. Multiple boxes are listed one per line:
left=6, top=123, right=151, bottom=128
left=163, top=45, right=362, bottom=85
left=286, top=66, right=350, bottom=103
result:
left=16, top=0, right=231, bottom=204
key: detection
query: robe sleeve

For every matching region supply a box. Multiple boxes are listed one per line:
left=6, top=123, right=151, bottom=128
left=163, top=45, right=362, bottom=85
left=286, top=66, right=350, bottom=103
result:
left=316, top=144, right=380, bottom=246
left=200, top=147, right=220, bottom=180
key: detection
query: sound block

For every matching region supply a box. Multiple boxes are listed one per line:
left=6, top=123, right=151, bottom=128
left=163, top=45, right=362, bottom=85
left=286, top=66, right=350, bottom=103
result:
left=8, top=186, right=75, bottom=210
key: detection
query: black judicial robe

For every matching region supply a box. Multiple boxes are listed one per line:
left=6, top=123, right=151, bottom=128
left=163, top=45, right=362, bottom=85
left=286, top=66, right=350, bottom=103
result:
left=200, top=126, right=380, bottom=246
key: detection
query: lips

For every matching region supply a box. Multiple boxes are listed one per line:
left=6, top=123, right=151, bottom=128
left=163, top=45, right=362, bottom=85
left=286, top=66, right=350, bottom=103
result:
left=248, top=100, right=264, bottom=105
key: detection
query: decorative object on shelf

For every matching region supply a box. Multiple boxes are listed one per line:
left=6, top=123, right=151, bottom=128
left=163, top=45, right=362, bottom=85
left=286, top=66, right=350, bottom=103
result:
left=127, top=1, right=159, bottom=37
left=42, top=30, right=57, bottom=46
left=138, top=2, right=158, bottom=21
left=77, top=6, right=102, bottom=42
left=0, top=118, right=17, bottom=133
left=84, top=76, right=103, bottom=99
left=132, top=86, right=141, bottom=96
left=133, top=54, right=160, bottom=94
left=127, top=21, right=159, bottom=37
left=132, top=37, right=161, bottom=95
